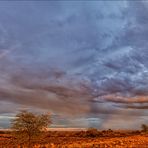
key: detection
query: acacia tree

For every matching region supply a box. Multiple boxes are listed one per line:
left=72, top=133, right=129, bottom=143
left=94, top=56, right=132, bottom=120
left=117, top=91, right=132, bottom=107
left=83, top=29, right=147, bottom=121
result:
left=11, top=110, right=51, bottom=147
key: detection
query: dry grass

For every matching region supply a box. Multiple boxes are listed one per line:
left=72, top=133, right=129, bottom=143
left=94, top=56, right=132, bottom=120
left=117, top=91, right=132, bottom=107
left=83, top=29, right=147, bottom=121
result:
left=0, top=130, right=148, bottom=148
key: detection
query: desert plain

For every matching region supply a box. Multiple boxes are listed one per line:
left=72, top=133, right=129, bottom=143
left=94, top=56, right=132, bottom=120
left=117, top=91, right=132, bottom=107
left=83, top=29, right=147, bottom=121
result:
left=0, top=129, right=147, bottom=148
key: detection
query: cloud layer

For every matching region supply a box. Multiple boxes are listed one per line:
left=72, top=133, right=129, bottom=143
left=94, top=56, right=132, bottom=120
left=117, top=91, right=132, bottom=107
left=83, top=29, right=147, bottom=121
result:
left=0, top=1, right=147, bottom=129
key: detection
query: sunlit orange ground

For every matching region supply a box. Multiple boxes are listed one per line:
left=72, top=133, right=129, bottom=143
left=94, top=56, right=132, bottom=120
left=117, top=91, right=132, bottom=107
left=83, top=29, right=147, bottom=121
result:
left=0, top=130, right=147, bottom=147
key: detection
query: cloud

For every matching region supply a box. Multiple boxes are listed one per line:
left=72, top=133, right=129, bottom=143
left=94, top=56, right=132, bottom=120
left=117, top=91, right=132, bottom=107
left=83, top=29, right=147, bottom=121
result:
left=0, top=1, right=148, bottom=129
left=118, top=104, right=148, bottom=110
left=0, top=67, right=93, bottom=116
left=102, top=114, right=148, bottom=130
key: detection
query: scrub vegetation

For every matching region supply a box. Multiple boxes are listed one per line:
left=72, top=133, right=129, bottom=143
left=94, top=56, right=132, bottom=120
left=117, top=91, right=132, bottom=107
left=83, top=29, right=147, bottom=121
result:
left=0, top=129, right=148, bottom=147
left=10, top=110, right=51, bottom=148
left=0, top=111, right=147, bottom=147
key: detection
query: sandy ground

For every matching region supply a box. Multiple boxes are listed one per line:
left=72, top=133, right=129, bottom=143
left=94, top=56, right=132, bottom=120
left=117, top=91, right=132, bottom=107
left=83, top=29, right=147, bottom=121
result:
left=57, top=135, right=148, bottom=148
left=0, top=131, right=147, bottom=147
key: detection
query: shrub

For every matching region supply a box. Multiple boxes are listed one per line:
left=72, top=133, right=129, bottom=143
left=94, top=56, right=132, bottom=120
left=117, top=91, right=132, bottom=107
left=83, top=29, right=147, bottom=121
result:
left=85, top=128, right=99, bottom=137
left=141, top=124, right=148, bottom=133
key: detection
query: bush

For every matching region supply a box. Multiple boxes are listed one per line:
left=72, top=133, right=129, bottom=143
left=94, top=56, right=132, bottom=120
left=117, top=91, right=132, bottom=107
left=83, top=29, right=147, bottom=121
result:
left=141, top=124, right=148, bottom=133
left=86, top=128, right=99, bottom=137
left=74, top=131, right=86, bottom=137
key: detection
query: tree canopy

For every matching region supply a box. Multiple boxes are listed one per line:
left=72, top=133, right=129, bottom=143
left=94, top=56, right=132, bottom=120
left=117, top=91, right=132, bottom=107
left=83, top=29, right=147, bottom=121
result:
left=11, top=110, right=51, bottom=147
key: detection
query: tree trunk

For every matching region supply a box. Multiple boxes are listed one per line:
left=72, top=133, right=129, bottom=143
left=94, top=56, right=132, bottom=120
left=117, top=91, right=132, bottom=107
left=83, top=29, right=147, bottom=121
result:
left=28, top=133, right=32, bottom=148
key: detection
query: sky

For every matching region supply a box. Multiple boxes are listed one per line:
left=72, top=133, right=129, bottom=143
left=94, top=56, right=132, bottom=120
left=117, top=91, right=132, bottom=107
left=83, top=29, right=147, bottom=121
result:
left=0, top=1, right=147, bottom=129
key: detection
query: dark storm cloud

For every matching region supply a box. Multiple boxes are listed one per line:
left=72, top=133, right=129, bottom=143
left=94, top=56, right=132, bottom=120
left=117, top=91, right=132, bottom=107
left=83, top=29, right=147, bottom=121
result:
left=118, top=104, right=148, bottom=110
left=0, top=74, right=92, bottom=115
left=0, top=1, right=148, bottom=129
